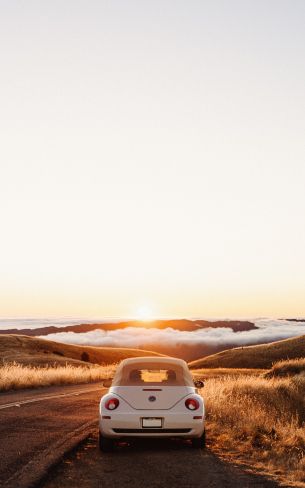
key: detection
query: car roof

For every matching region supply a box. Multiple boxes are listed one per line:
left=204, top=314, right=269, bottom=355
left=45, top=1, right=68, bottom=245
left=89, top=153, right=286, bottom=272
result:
left=119, top=356, right=188, bottom=367
left=112, top=356, right=194, bottom=386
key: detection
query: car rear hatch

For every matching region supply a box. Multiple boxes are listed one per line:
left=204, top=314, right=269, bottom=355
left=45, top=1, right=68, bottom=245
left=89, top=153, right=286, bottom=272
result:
left=114, top=386, right=192, bottom=410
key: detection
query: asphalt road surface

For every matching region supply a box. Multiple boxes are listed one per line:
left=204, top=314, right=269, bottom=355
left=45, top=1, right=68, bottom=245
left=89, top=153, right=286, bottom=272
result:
left=0, top=383, right=105, bottom=488
left=0, top=384, right=285, bottom=488
left=41, top=434, right=284, bottom=488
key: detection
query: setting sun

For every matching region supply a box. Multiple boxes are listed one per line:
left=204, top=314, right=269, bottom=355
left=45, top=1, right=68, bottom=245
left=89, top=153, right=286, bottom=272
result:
left=135, top=306, right=155, bottom=322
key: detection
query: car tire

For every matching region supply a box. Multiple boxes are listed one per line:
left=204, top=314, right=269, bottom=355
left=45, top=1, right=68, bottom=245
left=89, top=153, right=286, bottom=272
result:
left=99, top=431, right=115, bottom=452
left=191, top=429, right=206, bottom=449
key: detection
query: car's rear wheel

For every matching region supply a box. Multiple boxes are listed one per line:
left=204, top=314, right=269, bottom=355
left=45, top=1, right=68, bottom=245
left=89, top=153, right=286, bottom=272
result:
left=191, top=429, right=206, bottom=449
left=99, top=431, right=115, bottom=452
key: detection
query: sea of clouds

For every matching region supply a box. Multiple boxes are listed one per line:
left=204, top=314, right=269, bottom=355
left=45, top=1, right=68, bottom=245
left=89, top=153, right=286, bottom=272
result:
left=40, top=319, right=305, bottom=349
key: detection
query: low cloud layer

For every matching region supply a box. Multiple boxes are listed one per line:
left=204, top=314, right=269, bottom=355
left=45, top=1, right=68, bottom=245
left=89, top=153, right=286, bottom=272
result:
left=42, top=319, right=305, bottom=349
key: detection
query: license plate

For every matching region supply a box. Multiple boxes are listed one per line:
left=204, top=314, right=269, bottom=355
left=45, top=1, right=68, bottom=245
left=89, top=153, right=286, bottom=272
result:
left=142, top=417, right=162, bottom=428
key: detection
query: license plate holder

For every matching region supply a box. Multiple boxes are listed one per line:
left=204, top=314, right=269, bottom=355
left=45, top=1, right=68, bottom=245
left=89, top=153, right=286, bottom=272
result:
left=142, top=417, right=162, bottom=428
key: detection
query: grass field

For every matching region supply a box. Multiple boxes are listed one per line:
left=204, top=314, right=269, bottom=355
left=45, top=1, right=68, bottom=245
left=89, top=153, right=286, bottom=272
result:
left=189, top=334, right=305, bottom=369
left=0, top=362, right=117, bottom=392
left=266, top=357, right=305, bottom=378
left=193, top=367, right=267, bottom=379
left=0, top=334, right=162, bottom=367
left=200, top=362, right=305, bottom=487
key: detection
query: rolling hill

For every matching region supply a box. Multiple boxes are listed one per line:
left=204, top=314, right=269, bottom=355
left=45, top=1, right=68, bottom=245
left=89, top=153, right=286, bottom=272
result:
left=0, top=320, right=258, bottom=362
left=0, top=334, right=163, bottom=367
left=189, top=334, right=305, bottom=369
left=0, top=319, right=257, bottom=336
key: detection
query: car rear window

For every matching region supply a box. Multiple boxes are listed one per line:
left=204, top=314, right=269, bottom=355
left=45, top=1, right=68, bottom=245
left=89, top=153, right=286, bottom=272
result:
left=112, top=361, right=194, bottom=386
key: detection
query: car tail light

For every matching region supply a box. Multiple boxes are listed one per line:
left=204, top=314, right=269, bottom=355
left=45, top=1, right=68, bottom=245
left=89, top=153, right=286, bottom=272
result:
left=185, top=398, right=199, bottom=410
left=105, top=397, right=120, bottom=410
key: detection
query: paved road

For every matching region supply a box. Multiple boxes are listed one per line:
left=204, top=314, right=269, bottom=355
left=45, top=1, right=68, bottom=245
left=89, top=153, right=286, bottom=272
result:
left=41, top=434, right=284, bottom=488
left=0, top=384, right=285, bottom=488
left=0, top=383, right=105, bottom=488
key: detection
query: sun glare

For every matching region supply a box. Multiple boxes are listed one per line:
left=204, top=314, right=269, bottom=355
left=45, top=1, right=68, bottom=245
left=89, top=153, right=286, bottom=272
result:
left=135, top=306, right=155, bottom=322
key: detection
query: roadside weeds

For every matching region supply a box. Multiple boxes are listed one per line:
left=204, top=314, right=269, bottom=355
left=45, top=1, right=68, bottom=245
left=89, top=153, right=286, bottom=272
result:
left=201, top=372, right=305, bottom=487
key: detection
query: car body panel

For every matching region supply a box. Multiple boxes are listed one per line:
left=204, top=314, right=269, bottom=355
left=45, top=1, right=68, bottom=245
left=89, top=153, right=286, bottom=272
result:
left=109, top=385, right=196, bottom=410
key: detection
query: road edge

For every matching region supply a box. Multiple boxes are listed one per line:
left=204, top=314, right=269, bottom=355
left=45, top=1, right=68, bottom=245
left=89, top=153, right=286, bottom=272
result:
left=3, top=419, right=97, bottom=488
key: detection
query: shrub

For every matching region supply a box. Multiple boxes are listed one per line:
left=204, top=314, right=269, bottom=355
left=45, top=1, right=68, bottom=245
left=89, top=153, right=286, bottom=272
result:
left=81, top=351, right=90, bottom=362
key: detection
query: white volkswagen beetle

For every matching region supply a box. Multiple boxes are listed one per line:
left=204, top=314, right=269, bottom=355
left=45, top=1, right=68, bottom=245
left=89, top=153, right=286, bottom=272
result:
left=99, top=357, right=205, bottom=451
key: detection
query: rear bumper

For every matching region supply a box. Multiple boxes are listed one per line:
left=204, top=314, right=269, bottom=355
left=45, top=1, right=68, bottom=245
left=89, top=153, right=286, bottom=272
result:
left=99, top=412, right=205, bottom=439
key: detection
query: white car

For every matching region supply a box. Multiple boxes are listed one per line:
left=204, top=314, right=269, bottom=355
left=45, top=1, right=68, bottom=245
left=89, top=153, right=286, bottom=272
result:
left=99, top=356, right=205, bottom=451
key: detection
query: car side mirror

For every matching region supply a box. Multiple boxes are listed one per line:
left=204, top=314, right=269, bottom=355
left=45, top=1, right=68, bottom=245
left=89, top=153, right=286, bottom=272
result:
left=194, top=380, right=204, bottom=388
left=102, top=379, right=112, bottom=388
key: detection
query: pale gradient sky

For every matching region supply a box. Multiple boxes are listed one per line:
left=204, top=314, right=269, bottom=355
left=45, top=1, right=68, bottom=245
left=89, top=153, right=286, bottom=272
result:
left=1, top=1, right=305, bottom=318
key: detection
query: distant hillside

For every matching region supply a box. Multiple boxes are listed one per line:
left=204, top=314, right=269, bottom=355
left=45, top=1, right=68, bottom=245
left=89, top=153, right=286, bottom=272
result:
left=0, top=335, right=163, bottom=367
left=189, top=334, right=305, bottom=369
left=0, top=320, right=257, bottom=363
left=284, top=318, right=305, bottom=322
left=0, top=319, right=257, bottom=336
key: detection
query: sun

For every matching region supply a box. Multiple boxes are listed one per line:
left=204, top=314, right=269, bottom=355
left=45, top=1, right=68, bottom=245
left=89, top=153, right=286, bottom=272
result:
left=135, top=306, right=155, bottom=322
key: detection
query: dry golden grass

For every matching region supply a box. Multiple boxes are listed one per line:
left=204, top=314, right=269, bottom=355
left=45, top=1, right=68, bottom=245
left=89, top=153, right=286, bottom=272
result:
left=193, top=367, right=267, bottom=379
left=0, top=334, right=163, bottom=367
left=266, top=358, right=305, bottom=378
left=189, top=334, right=305, bottom=369
left=0, top=362, right=117, bottom=392
left=202, top=369, right=305, bottom=486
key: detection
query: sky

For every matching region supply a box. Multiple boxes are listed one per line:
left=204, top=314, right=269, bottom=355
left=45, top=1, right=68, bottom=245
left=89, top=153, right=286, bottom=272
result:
left=0, top=1, right=305, bottom=319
